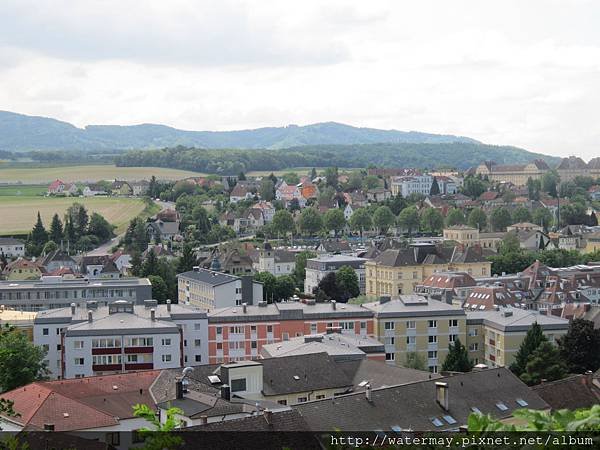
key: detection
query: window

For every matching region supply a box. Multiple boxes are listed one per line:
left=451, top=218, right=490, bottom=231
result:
left=282, top=333, right=289, bottom=341
left=310, top=323, right=317, bottom=333
left=429, top=365, right=438, bottom=373
left=448, top=319, right=458, bottom=327
left=230, top=326, right=244, bottom=334
left=428, top=320, right=437, bottom=328
left=428, top=335, right=437, bottom=343
left=471, top=406, right=482, bottom=414
left=216, top=327, right=223, bottom=335
left=194, top=339, right=201, bottom=347
left=385, top=337, right=395, bottom=345
left=469, top=343, right=479, bottom=351
left=428, top=351, right=437, bottom=359
left=162, top=354, right=172, bottom=363
left=449, top=334, right=457, bottom=343
left=250, top=325, right=257, bottom=333
left=277, top=399, right=287, bottom=405
left=74, top=357, right=84, bottom=365
left=42, top=328, right=49, bottom=336
left=430, top=417, right=443, bottom=427
left=216, top=343, right=223, bottom=350
left=496, top=402, right=508, bottom=411
left=340, top=321, right=354, bottom=331
left=443, top=415, right=457, bottom=425
left=42, top=344, right=49, bottom=352
left=195, top=355, right=202, bottom=362
left=385, top=352, right=395, bottom=361
left=516, top=399, right=528, bottom=407
left=267, top=325, right=273, bottom=333
left=105, top=432, right=120, bottom=446
left=384, top=322, right=395, bottom=330
left=162, top=338, right=171, bottom=346
left=316, top=394, right=326, bottom=400
left=297, top=396, right=308, bottom=403
left=74, top=340, right=84, bottom=349
left=56, top=344, right=61, bottom=351
left=468, top=328, right=478, bottom=337
left=231, top=378, right=247, bottom=392
left=251, top=341, right=257, bottom=349
left=406, top=320, right=416, bottom=329
left=194, top=323, right=202, bottom=330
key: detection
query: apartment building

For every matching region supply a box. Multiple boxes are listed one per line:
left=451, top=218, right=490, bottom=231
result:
left=0, top=276, right=152, bottom=311
left=390, top=174, right=433, bottom=197
left=304, top=255, right=367, bottom=294
left=0, top=238, right=25, bottom=258
left=177, top=267, right=263, bottom=310
left=206, top=300, right=374, bottom=363
left=365, top=243, right=491, bottom=296
left=465, top=308, right=569, bottom=368
left=362, top=295, right=467, bottom=373
left=34, top=299, right=208, bottom=379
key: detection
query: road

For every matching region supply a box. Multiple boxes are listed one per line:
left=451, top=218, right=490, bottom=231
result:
left=87, top=199, right=175, bottom=256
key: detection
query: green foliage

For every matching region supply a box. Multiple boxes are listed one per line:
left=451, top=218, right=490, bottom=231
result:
left=441, top=338, right=473, bottom=372
left=397, top=206, right=420, bottom=236
left=259, top=179, right=275, bottom=201
left=41, top=240, right=58, bottom=255
left=315, top=272, right=340, bottom=300
left=403, top=352, right=426, bottom=371
left=88, top=212, right=115, bottom=242
left=500, top=232, right=521, bottom=253
left=490, top=207, right=512, bottom=231
left=349, top=208, right=372, bottom=236
left=558, top=319, right=600, bottom=374
left=462, top=176, right=487, bottom=199
left=49, top=213, right=63, bottom=244
left=372, top=206, right=395, bottom=234
left=133, top=403, right=183, bottom=450
left=324, top=167, right=339, bottom=188
left=536, top=248, right=584, bottom=267
left=561, top=202, right=588, bottom=226
left=148, top=275, right=169, bottom=303
left=445, top=208, right=466, bottom=227
left=512, top=206, right=532, bottom=223
left=335, top=266, right=360, bottom=302
left=346, top=171, right=363, bottom=191
left=510, top=322, right=546, bottom=377
left=281, top=172, right=299, bottom=185
left=487, top=249, right=536, bottom=276
left=27, top=211, right=48, bottom=256
left=532, top=207, right=553, bottom=230
left=541, top=170, right=560, bottom=197
left=519, top=341, right=568, bottom=386
left=298, top=207, right=323, bottom=236
left=527, top=177, right=541, bottom=200
left=323, top=208, right=346, bottom=236
left=122, top=217, right=150, bottom=253
left=467, top=207, right=487, bottom=231
left=254, top=272, right=295, bottom=302
left=292, top=250, right=316, bottom=288
left=430, top=177, right=440, bottom=195
left=271, top=209, right=295, bottom=237
left=420, top=208, right=444, bottom=234
left=0, top=324, right=48, bottom=392
left=176, top=243, right=197, bottom=274
left=362, top=175, right=381, bottom=190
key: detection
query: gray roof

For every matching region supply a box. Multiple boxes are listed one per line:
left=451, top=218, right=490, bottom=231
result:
left=178, top=268, right=240, bottom=286
left=373, top=245, right=488, bottom=267
left=363, top=296, right=466, bottom=318
left=66, top=312, right=179, bottom=336
left=0, top=237, right=24, bottom=245
left=0, top=277, right=150, bottom=291
left=466, top=308, right=570, bottom=332
left=294, top=368, right=549, bottom=431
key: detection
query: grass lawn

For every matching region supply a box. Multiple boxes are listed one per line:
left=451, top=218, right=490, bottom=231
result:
left=0, top=185, right=47, bottom=196
left=0, top=164, right=207, bottom=183
left=0, top=196, right=148, bottom=235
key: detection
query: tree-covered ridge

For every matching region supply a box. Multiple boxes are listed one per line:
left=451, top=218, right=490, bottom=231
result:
left=114, top=142, right=559, bottom=174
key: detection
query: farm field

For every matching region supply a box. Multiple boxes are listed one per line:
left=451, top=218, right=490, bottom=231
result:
left=0, top=164, right=206, bottom=183
left=0, top=185, right=47, bottom=196
left=0, top=196, right=148, bottom=235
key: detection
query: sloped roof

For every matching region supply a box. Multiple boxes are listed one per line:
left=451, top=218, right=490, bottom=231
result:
left=531, top=374, right=600, bottom=410
left=557, top=156, right=588, bottom=170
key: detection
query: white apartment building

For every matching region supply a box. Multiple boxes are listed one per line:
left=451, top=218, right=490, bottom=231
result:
left=391, top=175, right=433, bottom=197
left=0, top=238, right=25, bottom=258
left=34, top=299, right=208, bottom=379
left=304, top=255, right=367, bottom=295
left=177, top=267, right=263, bottom=310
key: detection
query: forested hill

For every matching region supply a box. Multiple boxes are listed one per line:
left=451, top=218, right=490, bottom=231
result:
left=114, top=143, right=560, bottom=174
left=0, top=110, right=478, bottom=151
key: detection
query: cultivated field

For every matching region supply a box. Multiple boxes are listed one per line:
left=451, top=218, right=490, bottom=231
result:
left=0, top=164, right=206, bottom=183
left=0, top=196, right=148, bottom=235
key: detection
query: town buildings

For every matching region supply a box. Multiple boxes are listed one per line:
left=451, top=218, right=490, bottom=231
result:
left=0, top=237, right=25, bottom=258
left=304, top=255, right=367, bottom=294
left=443, top=225, right=503, bottom=251
left=390, top=174, right=433, bottom=197
left=251, top=242, right=296, bottom=276
left=34, top=299, right=208, bottom=379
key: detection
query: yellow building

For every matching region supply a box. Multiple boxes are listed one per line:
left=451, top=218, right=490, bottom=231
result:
left=2, top=258, right=43, bottom=281
left=475, top=160, right=550, bottom=186
left=443, top=226, right=503, bottom=251
left=584, top=232, right=600, bottom=254
left=363, top=295, right=467, bottom=373
left=365, top=244, right=492, bottom=296
left=0, top=308, right=37, bottom=340
left=465, top=308, right=569, bottom=368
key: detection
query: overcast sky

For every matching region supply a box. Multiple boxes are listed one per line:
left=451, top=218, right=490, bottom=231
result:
left=1, top=0, right=599, bottom=159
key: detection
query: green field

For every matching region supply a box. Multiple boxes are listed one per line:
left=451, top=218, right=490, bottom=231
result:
left=0, top=164, right=206, bottom=184
left=0, top=196, right=148, bottom=235
left=0, top=185, right=47, bottom=196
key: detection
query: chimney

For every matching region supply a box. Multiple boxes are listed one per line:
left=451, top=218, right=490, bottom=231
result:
left=151, top=308, right=156, bottom=321
left=264, top=409, right=273, bottom=425
left=435, top=382, right=449, bottom=411
left=221, top=384, right=231, bottom=401
left=585, top=370, right=593, bottom=387
left=43, top=423, right=55, bottom=431
left=242, top=302, right=247, bottom=313
left=365, top=383, right=372, bottom=402
left=88, top=311, right=93, bottom=323
left=331, top=300, right=337, bottom=310
left=166, top=299, right=171, bottom=312
left=175, top=379, right=184, bottom=399
left=193, top=266, right=200, bottom=272
left=70, top=303, right=76, bottom=316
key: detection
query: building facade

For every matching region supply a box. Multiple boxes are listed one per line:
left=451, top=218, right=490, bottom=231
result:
left=304, top=255, right=367, bottom=294
left=0, top=238, right=25, bottom=258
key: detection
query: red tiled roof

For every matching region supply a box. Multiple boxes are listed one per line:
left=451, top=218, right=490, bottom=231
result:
left=479, top=191, right=499, bottom=201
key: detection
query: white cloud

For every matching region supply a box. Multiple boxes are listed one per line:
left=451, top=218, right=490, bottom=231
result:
left=0, top=0, right=599, bottom=159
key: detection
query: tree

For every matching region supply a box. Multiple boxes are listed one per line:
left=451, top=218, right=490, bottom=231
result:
left=467, top=208, right=487, bottom=231
left=403, top=352, right=426, bottom=371
left=298, top=208, right=323, bottom=236
left=259, top=179, right=275, bottom=201
left=309, top=167, right=317, bottom=180
left=520, top=341, right=567, bottom=386
left=490, top=207, right=512, bottom=231
left=462, top=176, right=487, bottom=199
left=148, top=275, right=169, bottom=302
left=316, top=271, right=340, bottom=300
left=191, top=206, right=210, bottom=235
left=502, top=189, right=516, bottom=203
left=349, top=208, right=372, bottom=238
left=510, top=322, right=546, bottom=376
left=373, top=206, right=395, bottom=235
left=420, top=208, right=444, bottom=234
left=133, top=403, right=183, bottom=450
left=558, top=319, right=600, bottom=374
left=445, top=208, right=465, bottom=227
left=397, top=206, right=420, bottom=236
left=88, top=213, right=115, bottom=242
left=386, top=194, right=408, bottom=215
left=488, top=249, right=536, bottom=276
left=29, top=211, right=48, bottom=251
left=254, top=272, right=278, bottom=303
left=271, top=209, right=295, bottom=237
left=282, top=172, right=299, bottom=185
left=335, top=266, right=360, bottom=302
left=532, top=207, right=553, bottom=231
left=292, top=250, right=316, bottom=288
left=64, top=216, right=76, bottom=247
left=140, top=249, right=159, bottom=277
left=346, top=171, right=363, bottom=191
left=148, top=175, right=159, bottom=198
left=177, top=243, right=197, bottom=274
left=512, top=207, right=532, bottom=223
left=561, top=202, right=588, bottom=226
left=500, top=231, right=521, bottom=253
left=0, top=324, right=48, bottom=391
left=324, top=167, right=339, bottom=188
left=49, top=213, right=63, bottom=244
left=323, top=208, right=346, bottom=236
left=441, top=338, right=472, bottom=372
left=541, top=171, right=559, bottom=197
left=430, top=177, right=440, bottom=195
left=237, top=171, right=246, bottom=181
left=527, top=177, right=541, bottom=201
left=66, top=203, right=89, bottom=237
left=362, top=175, right=381, bottom=190
left=274, top=275, right=296, bottom=301
left=42, top=240, right=58, bottom=255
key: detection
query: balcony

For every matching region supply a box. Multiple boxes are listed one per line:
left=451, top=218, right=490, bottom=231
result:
left=125, top=363, right=153, bottom=370
left=92, top=364, right=122, bottom=372
left=92, top=347, right=121, bottom=355
left=124, top=347, right=153, bottom=354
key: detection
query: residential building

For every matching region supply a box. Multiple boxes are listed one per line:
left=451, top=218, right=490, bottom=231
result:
left=0, top=237, right=25, bottom=258
left=34, top=299, right=208, bottom=379
left=294, top=367, right=549, bottom=431
left=465, top=307, right=569, bottom=368
left=79, top=255, right=120, bottom=279
left=199, top=249, right=254, bottom=276
left=304, top=255, right=367, bottom=294
left=415, top=271, right=477, bottom=304
left=146, top=217, right=180, bottom=242
left=206, top=300, right=374, bottom=363
left=82, top=184, right=108, bottom=197
left=362, top=295, right=467, bottom=373
left=365, top=243, right=492, bottom=296
left=315, top=239, right=353, bottom=255
left=111, top=180, right=133, bottom=196
left=47, top=179, right=77, bottom=196
left=443, top=226, right=503, bottom=251
left=365, top=188, right=391, bottom=202
left=39, top=249, right=78, bottom=273
left=275, top=182, right=306, bottom=208
left=2, top=258, right=43, bottom=280
left=435, top=175, right=458, bottom=195
left=177, top=267, right=263, bottom=310
left=390, top=174, right=433, bottom=197
left=252, top=201, right=275, bottom=222
left=229, top=184, right=253, bottom=203
left=251, top=242, right=296, bottom=276
left=531, top=373, right=600, bottom=411
left=130, top=180, right=150, bottom=196
left=462, top=285, right=519, bottom=311
left=585, top=232, right=600, bottom=253
left=507, top=222, right=543, bottom=233
left=0, top=277, right=152, bottom=311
